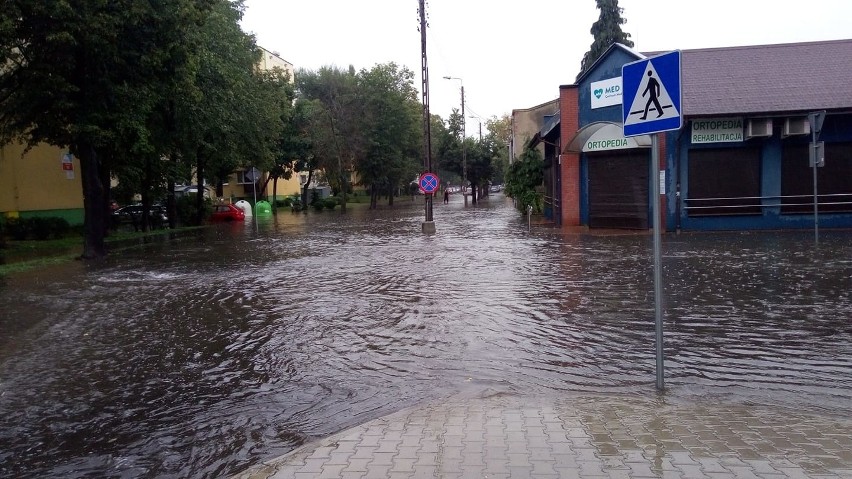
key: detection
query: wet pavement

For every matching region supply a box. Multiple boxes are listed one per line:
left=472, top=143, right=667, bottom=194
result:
left=234, top=391, right=852, bottom=479
left=1, top=194, right=851, bottom=478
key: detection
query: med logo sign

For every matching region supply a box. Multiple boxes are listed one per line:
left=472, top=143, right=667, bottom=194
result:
left=590, top=77, right=622, bottom=109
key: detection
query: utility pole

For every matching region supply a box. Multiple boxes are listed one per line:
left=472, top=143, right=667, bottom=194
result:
left=470, top=115, right=482, bottom=141
left=461, top=85, right=466, bottom=194
left=443, top=76, right=466, bottom=204
left=418, top=0, right=435, bottom=233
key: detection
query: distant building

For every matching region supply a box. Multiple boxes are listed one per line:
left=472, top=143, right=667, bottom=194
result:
left=511, top=99, right=558, bottom=162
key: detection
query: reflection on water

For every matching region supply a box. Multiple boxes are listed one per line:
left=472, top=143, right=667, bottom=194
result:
left=1, top=196, right=851, bottom=477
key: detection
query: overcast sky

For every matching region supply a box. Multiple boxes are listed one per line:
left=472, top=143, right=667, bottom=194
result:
left=240, top=0, right=852, bottom=131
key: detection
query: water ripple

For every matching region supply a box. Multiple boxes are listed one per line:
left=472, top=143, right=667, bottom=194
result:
left=1, top=198, right=851, bottom=477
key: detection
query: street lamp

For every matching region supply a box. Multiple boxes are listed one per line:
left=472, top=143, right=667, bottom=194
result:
left=443, top=76, right=466, bottom=197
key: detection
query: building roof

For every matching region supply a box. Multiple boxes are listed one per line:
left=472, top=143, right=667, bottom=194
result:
left=574, top=43, right=644, bottom=85
left=511, top=98, right=559, bottom=115
left=680, top=39, right=852, bottom=116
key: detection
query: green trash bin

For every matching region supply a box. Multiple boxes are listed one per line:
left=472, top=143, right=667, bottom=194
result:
left=255, top=200, right=272, bottom=216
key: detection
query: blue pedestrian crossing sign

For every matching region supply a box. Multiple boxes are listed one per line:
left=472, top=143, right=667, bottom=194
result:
left=622, top=50, right=682, bottom=137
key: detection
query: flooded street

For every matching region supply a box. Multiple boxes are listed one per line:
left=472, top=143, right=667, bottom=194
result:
left=1, top=195, right=851, bottom=478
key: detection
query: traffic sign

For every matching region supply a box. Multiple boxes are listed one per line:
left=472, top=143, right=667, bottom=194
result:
left=418, top=172, right=440, bottom=194
left=622, top=50, right=682, bottom=137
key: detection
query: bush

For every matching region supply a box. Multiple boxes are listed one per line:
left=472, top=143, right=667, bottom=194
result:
left=176, top=194, right=212, bottom=226
left=49, top=217, right=71, bottom=238
left=324, top=197, right=338, bottom=210
left=4, top=218, right=29, bottom=240
left=1, top=216, right=70, bottom=241
left=504, top=147, right=545, bottom=214
left=30, top=217, right=53, bottom=240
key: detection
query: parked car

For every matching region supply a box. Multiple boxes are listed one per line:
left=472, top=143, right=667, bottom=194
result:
left=111, top=204, right=168, bottom=229
left=210, top=203, right=245, bottom=222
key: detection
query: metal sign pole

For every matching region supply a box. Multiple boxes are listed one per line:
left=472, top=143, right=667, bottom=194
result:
left=811, top=120, right=819, bottom=244
left=622, top=50, right=680, bottom=391
left=651, top=135, right=664, bottom=390
left=808, top=110, right=826, bottom=245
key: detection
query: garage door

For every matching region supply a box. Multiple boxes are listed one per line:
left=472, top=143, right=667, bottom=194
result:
left=588, top=151, right=649, bottom=229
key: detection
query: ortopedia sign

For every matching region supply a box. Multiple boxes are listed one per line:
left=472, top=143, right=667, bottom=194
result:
left=691, top=118, right=744, bottom=144
left=582, top=122, right=650, bottom=152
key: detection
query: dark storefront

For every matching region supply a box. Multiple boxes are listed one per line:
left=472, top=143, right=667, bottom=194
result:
left=588, top=151, right=649, bottom=229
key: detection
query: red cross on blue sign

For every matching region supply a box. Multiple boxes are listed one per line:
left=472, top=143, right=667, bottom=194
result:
left=418, top=172, right=440, bottom=194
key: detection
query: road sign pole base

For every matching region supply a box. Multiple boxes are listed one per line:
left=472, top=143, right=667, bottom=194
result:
left=421, top=221, right=436, bottom=234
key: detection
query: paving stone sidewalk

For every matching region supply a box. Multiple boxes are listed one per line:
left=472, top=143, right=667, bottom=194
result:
left=234, top=392, right=852, bottom=479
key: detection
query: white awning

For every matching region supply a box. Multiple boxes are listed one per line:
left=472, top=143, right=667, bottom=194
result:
left=564, top=121, right=651, bottom=153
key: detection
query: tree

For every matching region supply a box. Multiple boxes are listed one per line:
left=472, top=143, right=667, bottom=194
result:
left=264, top=77, right=307, bottom=211
left=577, top=0, right=634, bottom=79
left=0, top=0, right=214, bottom=258
left=434, top=109, right=464, bottom=189
left=173, top=0, right=285, bottom=224
left=485, top=114, right=511, bottom=185
left=296, top=66, right=362, bottom=211
left=430, top=113, right=458, bottom=186
left=356, top=63, right=422, bottom=208
left=504, top=147, right=544, bottom=213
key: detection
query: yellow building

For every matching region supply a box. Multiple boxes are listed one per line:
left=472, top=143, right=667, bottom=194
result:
left=0, top=142, right=84, bottom=224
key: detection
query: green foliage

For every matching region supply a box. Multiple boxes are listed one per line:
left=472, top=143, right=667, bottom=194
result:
left=0, top=0, right=221, bottom=258
left=276, top=195, right=299, bottom=208
left=2, top=217, right=71, bottom=241
left=578, top=0, right=634, bottom=79
left=324, top=197, right=339, bottom=210
left=176, top=194, right=211, bottom=226
left=295, top=62, right=423, bottom=209
left=355, top=63, right=423, bottom=208
left=4, top=218, right=29, bottom=241
left=504, top=148, right=545, bottom=214
left=296, top=67, right=361, bottom=206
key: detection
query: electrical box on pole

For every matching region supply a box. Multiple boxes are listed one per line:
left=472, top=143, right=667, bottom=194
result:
left=810, top=141, right=825, bottom=168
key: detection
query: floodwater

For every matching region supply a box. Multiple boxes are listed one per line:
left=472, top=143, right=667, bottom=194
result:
left=1, top=195, right=851, bottom=478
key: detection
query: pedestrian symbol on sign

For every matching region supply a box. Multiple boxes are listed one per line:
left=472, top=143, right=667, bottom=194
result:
left=625, top=66, right=679, bottom=125
left=622, top=50, right=682, bottom=137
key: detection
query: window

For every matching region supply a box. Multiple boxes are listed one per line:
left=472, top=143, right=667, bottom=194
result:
left=686, top=148, right=761, bottom=216
left=782, top=142, right=852, bottom=214
left=236, top=169, right=259, bottom=185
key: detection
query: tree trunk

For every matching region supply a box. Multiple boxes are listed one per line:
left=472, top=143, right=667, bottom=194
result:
left=99, top=158, right=112, bottom=236
left=140, top=155, right=153, bottom=232
left=195, top=155, right=205, bottom=225
left=301, top=168, right=314, bottom=209
left=167, top=151, right=177, bottom=229
left=272, top=175, right=278, bottom=214
left=338, top=166, right=349, bottom=212
left=77, top=143, right=107, bottom=259
left=471, top=183, right=478, bottom=204
left=370, top=184, right=378, bottom=209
